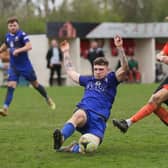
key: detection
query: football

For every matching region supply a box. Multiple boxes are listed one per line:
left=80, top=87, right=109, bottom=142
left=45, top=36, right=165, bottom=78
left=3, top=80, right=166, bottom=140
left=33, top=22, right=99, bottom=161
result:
left=79, top=133, right=99, bottom=153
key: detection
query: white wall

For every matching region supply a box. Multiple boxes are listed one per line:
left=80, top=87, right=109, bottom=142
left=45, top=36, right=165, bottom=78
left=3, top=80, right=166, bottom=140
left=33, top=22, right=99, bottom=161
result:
left=28, top=34, right=156, bottom=86
left=28, top=36, right=91, bottom=86
left=65, top=38, right=81, bottom=86
left=103, top=38, right=156, bottom=83
left=135, top=38, right=155, bottom=83
left=103, top=39, right=119, bottom=71
left=29, top=34, right=49, bottom=86
left=104, top=38, right=156, bottom=83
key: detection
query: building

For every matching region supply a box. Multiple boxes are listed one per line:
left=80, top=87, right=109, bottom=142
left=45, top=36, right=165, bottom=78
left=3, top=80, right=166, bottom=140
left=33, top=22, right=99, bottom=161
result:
left=25, top=22, right=168, bottom=86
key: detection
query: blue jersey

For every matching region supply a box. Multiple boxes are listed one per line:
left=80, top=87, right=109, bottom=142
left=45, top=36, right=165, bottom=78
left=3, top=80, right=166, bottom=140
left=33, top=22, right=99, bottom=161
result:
left=5, top=30, right=33, bottom=71
left=77, top=72, right=119, bottom=121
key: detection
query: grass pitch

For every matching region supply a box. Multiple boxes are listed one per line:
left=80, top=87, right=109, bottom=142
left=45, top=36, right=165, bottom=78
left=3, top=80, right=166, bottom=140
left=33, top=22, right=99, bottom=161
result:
left=0, top=84, right=168, bottom=168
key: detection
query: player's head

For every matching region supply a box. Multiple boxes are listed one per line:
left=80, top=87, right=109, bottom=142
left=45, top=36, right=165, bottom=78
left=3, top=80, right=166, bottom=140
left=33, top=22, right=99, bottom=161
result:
left=90, top=40, right=98, bottom=49
left=7, top=16, right=19, bottom=34
left=93, top=57, right=109, bottom=79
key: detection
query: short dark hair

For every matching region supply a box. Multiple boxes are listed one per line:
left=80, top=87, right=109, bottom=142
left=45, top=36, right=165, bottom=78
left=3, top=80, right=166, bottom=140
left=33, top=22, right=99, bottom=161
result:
left=93, top=57, right=109, bottom=66
left=7, top=16, right=19, bottom=24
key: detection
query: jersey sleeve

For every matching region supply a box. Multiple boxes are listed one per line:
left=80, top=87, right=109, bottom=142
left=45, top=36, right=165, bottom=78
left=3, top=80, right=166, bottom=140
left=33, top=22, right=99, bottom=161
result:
left=107, top=72, right=120, bottom=86
left=21, top=31, right=30, bottom=44
left=163, top=42, right=168, bottom=55
left=79, top=75, right=92, bottom=87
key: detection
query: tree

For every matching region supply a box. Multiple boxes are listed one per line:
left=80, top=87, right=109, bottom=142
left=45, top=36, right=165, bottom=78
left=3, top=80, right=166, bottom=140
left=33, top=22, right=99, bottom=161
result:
left=0, top=0, right=22, bottom=17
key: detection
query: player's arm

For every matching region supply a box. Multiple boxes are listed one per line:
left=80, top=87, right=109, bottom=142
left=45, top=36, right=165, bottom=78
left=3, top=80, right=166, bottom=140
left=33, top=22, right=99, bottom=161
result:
left=156, top=50, right=168, bottom=64
left=13, top=41, right=32, bottom=56
left=0, top=43, right=8, bottom=54
left=114, top=36, right=129, bottom=81
left=60, top=41, right=80, bottom=83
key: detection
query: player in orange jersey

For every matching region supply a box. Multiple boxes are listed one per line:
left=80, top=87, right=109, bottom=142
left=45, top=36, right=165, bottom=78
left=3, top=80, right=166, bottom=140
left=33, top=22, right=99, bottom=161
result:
left=112, top=42, right=168, bottom=133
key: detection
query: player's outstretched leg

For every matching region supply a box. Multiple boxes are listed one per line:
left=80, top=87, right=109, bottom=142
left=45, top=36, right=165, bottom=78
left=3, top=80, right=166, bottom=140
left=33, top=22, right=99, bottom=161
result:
left=112, top=119, right=128, bottom=133
left=0, top=87, right=15, bottom=117
left=53, top=123, right=76, bottom=150
left=57, top=134, right=100, bottom=154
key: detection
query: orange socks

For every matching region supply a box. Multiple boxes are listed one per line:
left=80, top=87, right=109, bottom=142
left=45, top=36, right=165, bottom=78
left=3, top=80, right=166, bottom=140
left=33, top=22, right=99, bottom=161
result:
left=130, top=104, right=168, bottom=125
left=130, top=103, right=157, bottom=123
left=154, top=106, right=168, bottom=125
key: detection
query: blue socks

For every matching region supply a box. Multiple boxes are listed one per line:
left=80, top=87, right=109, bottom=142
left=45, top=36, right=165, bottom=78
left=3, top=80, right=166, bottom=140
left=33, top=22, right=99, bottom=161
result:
left=61, top=123, right=80, bottom=153
left=4, top=87, right=15, bottom=108
left=61, top=122, right=75, bottom=141
left=35, top=84, right=47, bottom=99
left=71, top=144, right=80, bottom=153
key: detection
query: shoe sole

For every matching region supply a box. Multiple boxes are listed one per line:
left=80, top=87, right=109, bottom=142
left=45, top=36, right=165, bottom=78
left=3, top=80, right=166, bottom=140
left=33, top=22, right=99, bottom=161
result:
left=53, top=129, right=62, bottom=150
left=112, top=119, right=127, bottom=133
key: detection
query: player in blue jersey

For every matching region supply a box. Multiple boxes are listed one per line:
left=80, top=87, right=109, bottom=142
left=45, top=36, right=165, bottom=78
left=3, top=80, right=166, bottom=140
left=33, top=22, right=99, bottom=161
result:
left=53, top=36, right=128, bottom=153
left=0, top=16, right=55, bottom=116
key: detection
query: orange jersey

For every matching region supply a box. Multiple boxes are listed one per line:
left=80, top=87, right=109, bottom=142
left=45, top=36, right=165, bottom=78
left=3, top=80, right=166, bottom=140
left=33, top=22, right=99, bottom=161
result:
left=163, top=42, right=168, bottom=55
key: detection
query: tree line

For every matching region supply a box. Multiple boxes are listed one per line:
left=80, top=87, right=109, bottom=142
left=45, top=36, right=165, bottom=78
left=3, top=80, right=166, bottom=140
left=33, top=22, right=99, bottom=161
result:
left=0, top=0, right=168, bottom=41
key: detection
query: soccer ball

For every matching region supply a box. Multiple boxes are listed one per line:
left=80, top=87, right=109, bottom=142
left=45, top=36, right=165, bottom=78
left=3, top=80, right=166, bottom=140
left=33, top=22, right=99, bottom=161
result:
left=79, top=133, right=99, bottom=153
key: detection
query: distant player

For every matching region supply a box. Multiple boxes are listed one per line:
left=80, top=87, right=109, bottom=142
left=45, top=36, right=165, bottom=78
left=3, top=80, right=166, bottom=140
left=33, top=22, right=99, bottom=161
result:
left=0, top=16, right=55, bottom=116
left=53, top=36, right=128, bottom=153
left=113, top=42, right=168, bottom=133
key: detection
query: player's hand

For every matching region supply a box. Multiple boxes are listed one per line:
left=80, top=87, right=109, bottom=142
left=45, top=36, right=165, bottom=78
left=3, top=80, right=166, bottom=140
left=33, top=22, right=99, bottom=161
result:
left=60, top=40, right=70, bottom=53
left=156, top=55, right=161, bottom=62
left=114, top=35, right=123, bottom=48
left=156, top=52, right=164, bottom=62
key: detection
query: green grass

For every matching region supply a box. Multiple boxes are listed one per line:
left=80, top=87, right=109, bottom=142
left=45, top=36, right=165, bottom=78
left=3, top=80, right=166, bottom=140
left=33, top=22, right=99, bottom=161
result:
left=0, top=84, right=168, bottom=168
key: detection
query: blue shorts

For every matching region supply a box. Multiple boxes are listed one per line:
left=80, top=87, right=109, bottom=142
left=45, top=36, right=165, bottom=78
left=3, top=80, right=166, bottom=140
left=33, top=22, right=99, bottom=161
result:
left=76, top=109, right=106, bottom=140
left=8, top=66, right=37, bottom=82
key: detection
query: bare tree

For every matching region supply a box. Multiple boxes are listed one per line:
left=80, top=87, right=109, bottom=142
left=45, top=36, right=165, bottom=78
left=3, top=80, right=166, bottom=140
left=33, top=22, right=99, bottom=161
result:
left=0, top=0, right=21, bottom=16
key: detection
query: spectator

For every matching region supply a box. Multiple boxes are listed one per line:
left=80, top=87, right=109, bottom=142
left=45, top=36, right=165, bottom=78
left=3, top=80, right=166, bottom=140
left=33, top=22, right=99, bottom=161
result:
left=46, top=39, right=63, bottom=86
left=155, top=63, right=165, bottom=82
left=128, top=56, right=141, bottom=83
left=87, top=40, right=105, bottom=73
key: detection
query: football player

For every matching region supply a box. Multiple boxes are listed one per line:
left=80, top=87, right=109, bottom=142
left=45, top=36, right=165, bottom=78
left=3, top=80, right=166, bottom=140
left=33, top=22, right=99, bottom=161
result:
left=113, top=42, right=168, bottom=133
left=0, top=16, right=55, bottom=116
left=53, top=36, right=128, bottom=153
